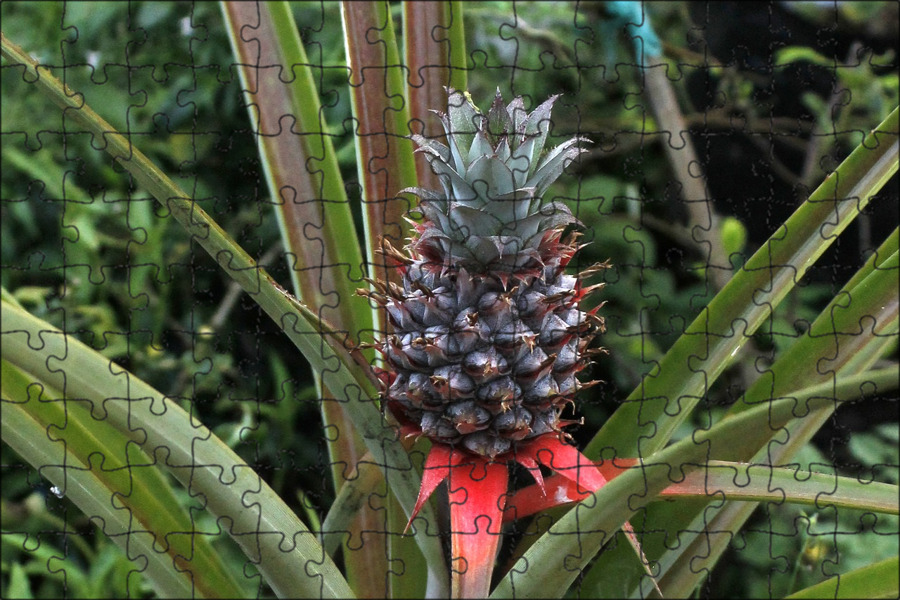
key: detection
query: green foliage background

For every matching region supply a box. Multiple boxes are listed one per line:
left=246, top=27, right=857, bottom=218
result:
left=2, top=2, right=897, bottom=597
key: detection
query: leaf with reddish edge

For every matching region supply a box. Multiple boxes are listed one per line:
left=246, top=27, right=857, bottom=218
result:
left=405, top=444, right=464, bottom=532
left=504, top=459, right=637, bottom=522
left=514, top=437, right=659, bottom=592
left=341, top=1, right=418, bottom=297
left=514, top=453, right=545, bottom=494
left=527, top=434, right=610, bottom=493
left=403, top=1, right=467, bottom=193
left=448, top=458, right=509, bottom=599
left=509, top=458, right=900, bottom=522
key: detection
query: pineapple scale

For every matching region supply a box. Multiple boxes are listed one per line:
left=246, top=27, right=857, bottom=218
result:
left=380, top=252, right=599, bottom=458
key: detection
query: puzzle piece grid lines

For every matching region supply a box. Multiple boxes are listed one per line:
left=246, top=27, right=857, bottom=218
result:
left=1, top=2, right=898, bottom=599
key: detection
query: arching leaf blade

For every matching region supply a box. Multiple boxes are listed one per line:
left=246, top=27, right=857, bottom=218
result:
left=586, top=106, right=898, bottom=461
left=491, top=368, right=897, bottom=599
left=2, top=299, right=354, bottom=598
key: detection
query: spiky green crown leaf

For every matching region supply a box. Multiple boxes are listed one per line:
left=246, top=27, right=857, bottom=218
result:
left=403, top=89, right=589, bottom=273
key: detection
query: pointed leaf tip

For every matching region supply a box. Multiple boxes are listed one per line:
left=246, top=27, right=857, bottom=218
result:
left=528, top=434, right=609, bottom=494
left=405, top=444, right=462, bottom=533
left=516, top=453, right=546, bottom=494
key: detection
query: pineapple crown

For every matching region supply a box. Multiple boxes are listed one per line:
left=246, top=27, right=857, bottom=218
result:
left=403, top=88, right=589, bottom=274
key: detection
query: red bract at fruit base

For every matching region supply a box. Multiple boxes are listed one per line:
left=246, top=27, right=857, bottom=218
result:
left=360, top=89, right=652, bottom=597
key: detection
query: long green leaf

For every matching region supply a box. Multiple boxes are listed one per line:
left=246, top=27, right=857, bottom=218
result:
left=339, top=4, right=438, bottom=595
left=1, top=299, right=354, bottom=598
left=737, top=250, right=899, bottom=415
left=580, top=105, right=897, bottom=596
left=220, top=0, right=372, bottom=481
left=491, top=367, right=897, bottom=599
left=658, top=461, right=898, bottom=515
left=221, top=1, right=368, bottom=319
left=652, top=246, right=899, bottom=598
left=2, top=362, right=218, bottom=599
left=319, top=451, right=383, bottom=559
left=221, top=3, right=391, bottom=595
left=509, top=457, right=898, bottom=522
left=588, top=229, right=899, bottom=599
left=785, top=556, right=899, bottom=599
left=2, top=357, right=251, bottom=597
left=586, top=106, right=899, bottom=460
left=403, top=1, right=467, bottom=192
left=342, top=0, right=419, bottom=295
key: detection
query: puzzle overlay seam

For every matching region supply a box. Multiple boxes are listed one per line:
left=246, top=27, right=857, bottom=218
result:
left=1, top=2, right=897, bottom=599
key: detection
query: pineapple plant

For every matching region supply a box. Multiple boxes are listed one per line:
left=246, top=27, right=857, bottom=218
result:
left=360, top=88, right=619, bottom=596
left=365, top=88, right=602, bottom=458
left=7, top=4, right=895, bottom=597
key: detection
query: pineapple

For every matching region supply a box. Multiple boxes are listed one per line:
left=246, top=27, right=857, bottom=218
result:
left=365, top=89, right=603, bottom=459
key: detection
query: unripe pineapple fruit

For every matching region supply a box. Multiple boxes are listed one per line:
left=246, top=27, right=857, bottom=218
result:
left=364, top=89, right=604, bottom=459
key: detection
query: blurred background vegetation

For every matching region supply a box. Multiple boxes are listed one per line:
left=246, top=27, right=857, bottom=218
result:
left=2, top=1, right=897, bottom=597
